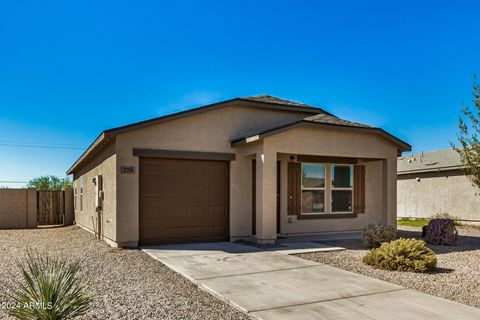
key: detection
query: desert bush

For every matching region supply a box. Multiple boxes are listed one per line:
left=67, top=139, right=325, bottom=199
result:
left=431, top=212, right=461, bottom=225
left=5, top=252, right=92, bottom=320
left=362, top=224, right=396, bottom=248
left=424, top=218, right=458, bottom=246
left=431, top=212, right=456, bottom=220
left=362, top=238, right=437, bottom=272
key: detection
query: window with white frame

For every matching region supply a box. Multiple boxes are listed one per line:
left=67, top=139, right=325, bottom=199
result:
left=301, top=163, right=325, bottom=213
left=79, top=176, right=84, bottom=212
left=331, top=164, right=353, bottom=213
left=74, top=187, right=77, bottom=211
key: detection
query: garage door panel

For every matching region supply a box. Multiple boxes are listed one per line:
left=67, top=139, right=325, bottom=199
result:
left=208, top=226, right=229, bottom=239
left=208, top=206, right=228, bottom=217
left=161, top=207, right=187, bottom=222
left=208, top=185, right=227, bottom=197
left=187, top=206, right=206, bottom=219
left=139, top=157, right=229, bottom=245
left=163, top=227, right=184, bottom=241
left=185, top=226, right=207, bottom=238
left=186, top=184, right=207, bottom=197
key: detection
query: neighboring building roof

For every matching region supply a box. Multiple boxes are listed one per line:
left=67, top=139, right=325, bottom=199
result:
left=397, top=148, right=464, bottom=175
left=67, top=94, right=410, bottom=175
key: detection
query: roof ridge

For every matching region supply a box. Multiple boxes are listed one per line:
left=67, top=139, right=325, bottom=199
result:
left=304, top=113, right=372, bottom=128
left=241, top=94, right=335, bottom=116
left=243, top=94, right=311, bottom=106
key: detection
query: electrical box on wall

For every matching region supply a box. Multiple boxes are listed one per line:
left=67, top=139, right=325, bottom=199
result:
left=93, top=175, right=103, bottom=211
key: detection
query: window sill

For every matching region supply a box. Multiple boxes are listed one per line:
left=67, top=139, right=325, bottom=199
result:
left=297, top=213, right=357, bottom=220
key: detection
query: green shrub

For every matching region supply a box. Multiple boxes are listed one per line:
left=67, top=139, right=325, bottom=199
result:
left=5, top=252, right=92, bottom=320
left=362, top=238, right=437, bottom=272
left=362, top=223, right=396, bottom=248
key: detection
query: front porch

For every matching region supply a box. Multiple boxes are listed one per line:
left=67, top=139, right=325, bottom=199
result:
left=232, top=125, right=398, bottom=244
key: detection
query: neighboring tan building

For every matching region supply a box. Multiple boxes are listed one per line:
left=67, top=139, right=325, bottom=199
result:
left=398, top=148, right=480, bottom=222
left=67, top=95, right=410, bottom=247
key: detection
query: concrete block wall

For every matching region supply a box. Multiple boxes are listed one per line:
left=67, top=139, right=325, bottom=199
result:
left=0, top=188, right=74, bottom=229
left=0, top=189, right=37, bottom=229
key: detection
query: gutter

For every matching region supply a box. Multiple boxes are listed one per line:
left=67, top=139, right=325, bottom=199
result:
left=397, top=165, right=465, bottom=175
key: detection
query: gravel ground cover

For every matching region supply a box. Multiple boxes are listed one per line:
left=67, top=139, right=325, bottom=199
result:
left=0, top=226, right=251, bottom=320
left=297, top=225, right=480, bottom=308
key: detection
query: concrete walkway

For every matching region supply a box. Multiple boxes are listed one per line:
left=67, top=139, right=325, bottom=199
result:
left=142, top=242, right=480, bottom=320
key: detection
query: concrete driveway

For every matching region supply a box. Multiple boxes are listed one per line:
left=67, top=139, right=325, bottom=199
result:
left=142, top=242, right=480, bottom=320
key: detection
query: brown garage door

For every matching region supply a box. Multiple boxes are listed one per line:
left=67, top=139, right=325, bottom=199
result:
left=139, top=157, right=229, bottom=245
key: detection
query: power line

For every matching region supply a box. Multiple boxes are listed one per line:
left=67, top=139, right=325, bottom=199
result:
left=0, top=140, right=83, bottom=147
left=0, top=180, right=28, bottom=183
left=0, top=142, right=84, bottom=150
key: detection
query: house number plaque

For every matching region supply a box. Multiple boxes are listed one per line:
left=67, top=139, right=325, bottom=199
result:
left=120, top=166, right=135, bottom=174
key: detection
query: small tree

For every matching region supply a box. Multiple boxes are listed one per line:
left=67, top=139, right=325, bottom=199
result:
left=453, top=75, right=480, bottom=189
left=27, top=176, right=72, bottom=191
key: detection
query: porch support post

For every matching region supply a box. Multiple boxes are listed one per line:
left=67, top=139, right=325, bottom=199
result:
left=386, top=156, right=397, bottom=227
left=255, top=144, right=277, bottom=244
left=381, top=156, right=397, bottom=228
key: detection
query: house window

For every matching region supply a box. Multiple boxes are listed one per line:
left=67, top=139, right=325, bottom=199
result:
left=79, top=176, right=84, bottom=212
left=74, top=187, right=77, bottom=211
left=331, top=164, right=353, bottom=213
left=301, top=163, right=325, bottom=213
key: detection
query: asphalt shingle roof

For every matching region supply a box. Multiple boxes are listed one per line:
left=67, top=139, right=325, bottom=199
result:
left=230, top=102, right=374, bottom=143
left=397, top=148, right=463, bottom=174
left=242, top=94, right=320, bottom=110
left=304, top=113, right=372, bottom=128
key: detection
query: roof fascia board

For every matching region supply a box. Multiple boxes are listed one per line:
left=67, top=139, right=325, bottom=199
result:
left=104, top=99, right=323, bottom=138
left=68, top=98, right=326, bottom=175
left=66, top=132, right=106, bottom=175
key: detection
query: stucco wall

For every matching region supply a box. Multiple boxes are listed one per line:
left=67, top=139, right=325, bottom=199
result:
left=248, top=126, right=398, bottom=237
left=276, top=157, right=385, bottom=234
left=114, top=105, right=314, bottom=245
left=237, top=127, right=397, bottom=238
left=74, top=103, right=402, bottom=246
left=398, top=170, right=480, bottom=221
left=73, top=142, right=117, bottom=244
left=0, top=189, right=37, bottom=229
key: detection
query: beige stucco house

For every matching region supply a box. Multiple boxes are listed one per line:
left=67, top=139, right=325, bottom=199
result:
left=67, top=95, right=410, bottom=247
left=398, top=148, right=480, bottom=222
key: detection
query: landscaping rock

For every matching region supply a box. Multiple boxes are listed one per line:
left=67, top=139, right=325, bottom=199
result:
left=0, top=226, right=251, bottom=320
left=297, top=225, right=480, bottom=308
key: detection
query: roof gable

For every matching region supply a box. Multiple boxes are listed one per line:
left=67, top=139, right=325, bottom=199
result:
left=230, top=114, right=410, bottom=152
left=67, top=95, right=326, bottom=174
left=68, top=94, right=411, bottom=175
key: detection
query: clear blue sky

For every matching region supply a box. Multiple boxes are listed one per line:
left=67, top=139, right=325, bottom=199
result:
left=1, top=0, right=479, bottom=187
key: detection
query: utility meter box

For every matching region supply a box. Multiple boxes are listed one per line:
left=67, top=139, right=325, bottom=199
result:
left=93, top=175, right=103, bottom=210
